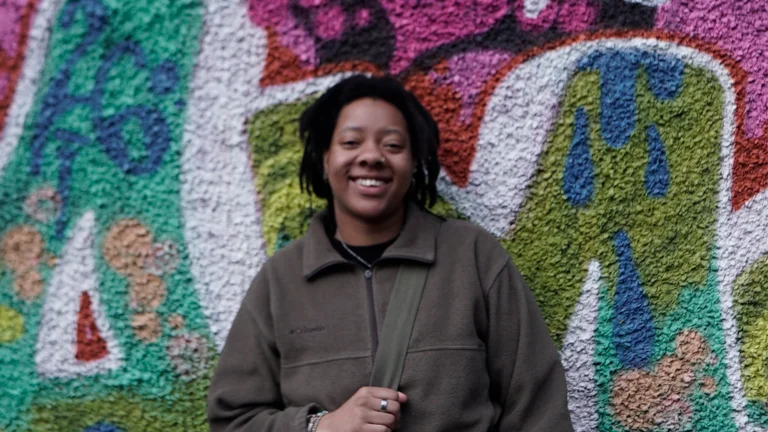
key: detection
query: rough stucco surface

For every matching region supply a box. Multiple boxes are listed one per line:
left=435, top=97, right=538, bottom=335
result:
left=0, top=0, right=767, bottom=430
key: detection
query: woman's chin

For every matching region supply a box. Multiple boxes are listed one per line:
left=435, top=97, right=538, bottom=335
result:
left=345, top=201, right=402, bottom=223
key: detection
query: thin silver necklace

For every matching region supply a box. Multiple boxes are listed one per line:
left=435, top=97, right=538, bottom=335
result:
left=338, top=237, right=372, bottom=269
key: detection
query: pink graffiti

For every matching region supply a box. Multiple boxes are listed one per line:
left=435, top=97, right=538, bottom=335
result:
left=313, top=4, right=345, bottom=40
left=249, top=1, right=318, bottom=66
left=1, top=0, right=37, bottom=133
left=379, top=0, right=508, bottom=73
left=0, top=0, right=29, bottom=57
left=429, top=50, right=512, bottom=123
left=354, top=8, right=371, bottom=28
left=0, top=74, right=7, bottom=99
left=657, top=0, right=768, bottom=138
left=514, top=0, right=597, bottom=33
left=249, top=0, right=509, bottom=74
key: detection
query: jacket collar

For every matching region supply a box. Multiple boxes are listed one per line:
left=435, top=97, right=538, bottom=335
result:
left=302, top=202, right=441, bottom=279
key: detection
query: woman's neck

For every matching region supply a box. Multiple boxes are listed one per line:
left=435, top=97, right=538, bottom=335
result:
left=333, top=205, right=405, bottom=246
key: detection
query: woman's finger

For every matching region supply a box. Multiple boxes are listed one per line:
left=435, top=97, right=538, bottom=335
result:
left=362, top=410, right=397, bottom=427
left=368, top=397, right=401, bottom=415
left=365, top=387, right=403, bottom=403
left=362, top=425, right=391, bottom=432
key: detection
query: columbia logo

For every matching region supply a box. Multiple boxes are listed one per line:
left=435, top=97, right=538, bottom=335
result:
left=289, top=325, right=326, bottom=335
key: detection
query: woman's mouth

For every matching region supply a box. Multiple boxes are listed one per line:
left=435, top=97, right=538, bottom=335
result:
left=355, top=178, right=387, bottom=187
left=350, top=177, right=392, bottom=195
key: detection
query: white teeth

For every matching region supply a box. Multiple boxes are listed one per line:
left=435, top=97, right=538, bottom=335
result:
left=356, top=178, right=385, bottom=187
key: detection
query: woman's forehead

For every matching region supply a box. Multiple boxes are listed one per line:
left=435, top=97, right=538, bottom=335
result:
left=336, top=98, right=407, bottom=131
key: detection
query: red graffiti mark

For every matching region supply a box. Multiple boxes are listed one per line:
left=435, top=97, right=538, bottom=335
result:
left=0, top=0, right=39, bottom=135
left=407, top=51, right=512, bottom=186
left=722, top=52, right=768, bottom=210
left=404, top=68, right=471, bottom=186
left=75, top=291, right=108, bottom=362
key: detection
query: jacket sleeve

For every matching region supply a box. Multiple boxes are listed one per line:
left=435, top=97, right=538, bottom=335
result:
left=207, top=271, right=320, bottom=432
left=485, top=258, right=574, bottom=431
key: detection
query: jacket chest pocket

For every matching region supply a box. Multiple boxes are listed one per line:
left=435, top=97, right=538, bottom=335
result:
left=277, top=294, right=374, bottom=368
left=279, top=352, right=372, bottom=410
left=407, top=271, right=487, bottom=352
left=276, top=294, right=375, bottom=409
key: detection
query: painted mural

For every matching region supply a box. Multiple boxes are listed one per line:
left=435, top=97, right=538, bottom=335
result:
left=1, top=0, right=767, bottom=430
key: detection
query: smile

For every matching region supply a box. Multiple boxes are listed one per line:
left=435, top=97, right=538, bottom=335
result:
left=354, top=178, right=388, bottom=187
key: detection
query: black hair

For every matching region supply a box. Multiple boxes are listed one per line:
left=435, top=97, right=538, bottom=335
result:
left=298, top=74, right=440, bottom=208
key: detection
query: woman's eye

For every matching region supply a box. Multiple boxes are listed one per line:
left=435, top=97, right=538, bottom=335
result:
left=342, top=141, right=358, bottom=146
left=385, top=143, right=403, bottom=149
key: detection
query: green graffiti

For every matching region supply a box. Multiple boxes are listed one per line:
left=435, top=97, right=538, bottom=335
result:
left=503, top=65, right=722, bottom=345
left=595, top=259, right=737, bottom=431
left=734, top=256, right=768, bottom=416
left=246, top=96, right=318, bottom=254
left=27, top=371, right=212, bottom=431
left=746, top=400, right=768, bottom=429
left=0, top=0, right=205, bottom=429
left=0, top=305, right=24, bottom=343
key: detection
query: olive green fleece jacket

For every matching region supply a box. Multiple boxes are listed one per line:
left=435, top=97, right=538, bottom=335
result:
left=207, top=204, right=573, bottom=431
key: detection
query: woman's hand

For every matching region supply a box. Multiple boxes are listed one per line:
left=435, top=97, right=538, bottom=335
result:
left=317, top=386, right=408, bottom=432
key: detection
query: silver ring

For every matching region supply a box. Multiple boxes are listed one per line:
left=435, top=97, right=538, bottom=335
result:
left=380, top=399, right=388, bottom=412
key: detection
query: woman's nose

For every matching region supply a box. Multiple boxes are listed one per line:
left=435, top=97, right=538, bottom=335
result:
left=358, top=142, right=385, bottom=166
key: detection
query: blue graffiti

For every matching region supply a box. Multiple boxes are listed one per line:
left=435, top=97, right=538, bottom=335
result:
left=578, top=49, right=684, bottom=149
left=83, top=422, right=123, bottom=432
left=644, top=54, right=685, bottom=101
left=611, top=230, right=655, bottom=369
left=29, top=0, right=178, bottom=238
left=563, top=49, right=679, bottom=204
left=644, top=124, right=669, bottom=198
left=563, top=107, right=595, bottom=206
left=562, top=50, right=678, bottom=368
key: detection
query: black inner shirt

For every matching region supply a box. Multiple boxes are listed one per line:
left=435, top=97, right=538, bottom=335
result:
left=323, top=213, right=397, bottom=267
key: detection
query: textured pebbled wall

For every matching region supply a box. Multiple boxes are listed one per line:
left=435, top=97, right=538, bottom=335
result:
left=1, top=0, right=767, bottom=430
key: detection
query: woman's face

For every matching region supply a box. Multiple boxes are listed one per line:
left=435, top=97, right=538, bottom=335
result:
left=324, top=97, right=414, bottom=223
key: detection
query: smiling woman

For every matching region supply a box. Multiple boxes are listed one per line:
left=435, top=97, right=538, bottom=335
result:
left=206, top=75, right=574, bottom=432
left=327, top=99, right=413, bottom=230
left=303, top=76, right=439, bottom=249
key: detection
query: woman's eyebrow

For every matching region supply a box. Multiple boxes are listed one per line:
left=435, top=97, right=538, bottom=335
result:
left=380, top=128, right=407, bottom=138
left=337, top=125, right=364, bottom=134
left=339, top=126, right=406, bottom=138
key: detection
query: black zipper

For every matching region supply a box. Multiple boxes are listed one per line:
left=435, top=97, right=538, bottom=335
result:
left=363, top=267, right=378, bottom=360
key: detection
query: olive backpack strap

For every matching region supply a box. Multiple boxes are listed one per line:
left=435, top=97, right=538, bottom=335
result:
left=369, top=262, right=429, bottom=390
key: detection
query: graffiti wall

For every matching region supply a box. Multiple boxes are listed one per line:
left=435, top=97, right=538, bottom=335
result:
left=1, top=0, right=767, bottom=430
